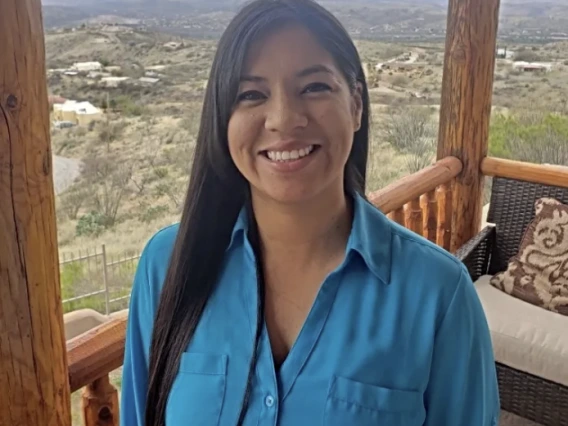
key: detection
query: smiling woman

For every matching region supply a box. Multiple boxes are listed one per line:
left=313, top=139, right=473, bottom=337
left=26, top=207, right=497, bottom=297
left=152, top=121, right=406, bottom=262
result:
left=120, top=1, right=501, bottom=426
left=228, top=23, right=362, bottom=205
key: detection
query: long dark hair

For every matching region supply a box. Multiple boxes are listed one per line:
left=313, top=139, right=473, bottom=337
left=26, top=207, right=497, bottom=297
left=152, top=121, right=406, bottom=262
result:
left=145, top=0, right=371, bottom=424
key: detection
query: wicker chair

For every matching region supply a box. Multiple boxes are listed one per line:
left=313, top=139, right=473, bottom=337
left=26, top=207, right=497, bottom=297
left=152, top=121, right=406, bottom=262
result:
left=456, top=176, right=568, bottom=426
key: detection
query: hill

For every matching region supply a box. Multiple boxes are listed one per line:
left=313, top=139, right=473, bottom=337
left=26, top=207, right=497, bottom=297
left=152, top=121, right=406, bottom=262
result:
left=42, top=0, right=568, bottom=42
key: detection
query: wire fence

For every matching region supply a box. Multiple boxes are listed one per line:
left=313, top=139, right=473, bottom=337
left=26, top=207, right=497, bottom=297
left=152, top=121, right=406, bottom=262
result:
left=59, top=245, right=140, bottom=315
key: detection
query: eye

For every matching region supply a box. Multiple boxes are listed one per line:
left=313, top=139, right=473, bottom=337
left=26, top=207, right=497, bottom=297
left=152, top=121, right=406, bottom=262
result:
left=302, top=82, right=332, bottom=94
left=237, top=90, right=266, bottom=103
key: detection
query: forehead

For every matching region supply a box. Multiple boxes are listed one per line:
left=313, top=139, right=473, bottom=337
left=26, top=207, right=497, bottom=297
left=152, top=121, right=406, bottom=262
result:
left=242, top=23, right=338, bottom=77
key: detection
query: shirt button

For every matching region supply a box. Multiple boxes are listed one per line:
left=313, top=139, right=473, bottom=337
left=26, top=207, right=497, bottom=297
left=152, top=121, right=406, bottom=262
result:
left=265, top=395, right=275, bottom=407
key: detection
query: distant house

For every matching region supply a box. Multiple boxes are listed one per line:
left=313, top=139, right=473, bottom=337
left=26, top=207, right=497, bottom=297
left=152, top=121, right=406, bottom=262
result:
left=139, top=77, right=160, bottom=85
left=496, top=48, right=514, bottom=59
left=87, top=71, right=111, bottom=79
left=52, top=101, right=103, bottom=126
left=104, top=66, right=122, bottom=73
left=48, top=95, right=67, bottom=106
left=101, top=76, right=130, bottom=87
left=146, top=65, right=167, bottom=71
left=72, top=61, right=103, bottom=72
left=163, top=42, right=183, bottom=51
left=512, top=61, right=553, bottom=73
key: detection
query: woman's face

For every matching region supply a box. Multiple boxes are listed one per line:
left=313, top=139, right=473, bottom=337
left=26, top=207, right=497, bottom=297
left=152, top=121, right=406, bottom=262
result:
left=227, top=24, right=363, bottom=205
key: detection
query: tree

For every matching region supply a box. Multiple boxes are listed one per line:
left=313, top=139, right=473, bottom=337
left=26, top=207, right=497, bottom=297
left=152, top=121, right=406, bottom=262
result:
left=60, top=186, right=90, bottom=220
left=82, top=156, right=133, bottom=227
left=383, top=106, right=438, bottom=173
left=98, top=119, right=125, bottom=153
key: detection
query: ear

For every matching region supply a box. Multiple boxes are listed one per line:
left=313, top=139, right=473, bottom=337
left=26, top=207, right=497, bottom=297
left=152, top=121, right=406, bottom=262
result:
left=351, top=82, right=363, bottom=132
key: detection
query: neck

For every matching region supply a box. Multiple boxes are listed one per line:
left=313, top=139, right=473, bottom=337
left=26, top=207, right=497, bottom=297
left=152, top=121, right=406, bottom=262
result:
left=251, top=187, right=353, bottom=265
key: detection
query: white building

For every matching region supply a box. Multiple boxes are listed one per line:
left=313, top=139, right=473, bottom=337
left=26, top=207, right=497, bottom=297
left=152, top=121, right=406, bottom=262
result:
left=101, top=76, right=130, bottom=87
left=53, top=100, right=103, bottom=126
left=72, top=61, right=103, bottom=72
left=139, top=77, right=160, bottom=85
left=512, top=61, right=553, bottom=73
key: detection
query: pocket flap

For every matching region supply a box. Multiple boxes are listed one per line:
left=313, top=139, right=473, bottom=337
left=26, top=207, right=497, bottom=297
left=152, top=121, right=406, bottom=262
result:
left=329, top=376, right=422, bottom=413
left=179, top=352, right=227, bottom=375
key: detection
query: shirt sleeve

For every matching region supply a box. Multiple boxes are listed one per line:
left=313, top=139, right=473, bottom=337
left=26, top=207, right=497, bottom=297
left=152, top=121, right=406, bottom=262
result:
left=424, top=265, right=500, bottom=426
left=120, top=246, right=154, bottom=426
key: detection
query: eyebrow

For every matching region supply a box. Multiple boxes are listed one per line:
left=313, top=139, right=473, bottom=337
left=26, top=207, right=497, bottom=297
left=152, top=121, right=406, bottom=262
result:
left=240, top=64, right=335, bottom=82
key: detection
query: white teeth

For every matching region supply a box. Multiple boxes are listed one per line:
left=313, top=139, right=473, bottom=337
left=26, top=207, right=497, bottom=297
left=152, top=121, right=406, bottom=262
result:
left=266, top=145, right=315, bottom=162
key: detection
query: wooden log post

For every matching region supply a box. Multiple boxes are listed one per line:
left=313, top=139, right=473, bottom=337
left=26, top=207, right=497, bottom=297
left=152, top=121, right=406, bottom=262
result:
left=405, top=199, right=423, bottom=236
left=388, top=208, right=405, bottom=226
left=436, top=183, right=453, bottom=252
left=82, top=375, right=120, bottom=426
left=437, top=0, right=501, bottom=252
left=421, top=190, right=438, bottom=243
left=0, top=1, right=71, bottom=425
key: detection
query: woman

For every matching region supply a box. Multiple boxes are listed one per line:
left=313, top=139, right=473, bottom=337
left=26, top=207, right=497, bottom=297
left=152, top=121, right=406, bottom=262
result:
left=121, top=0, right=500, bottom=425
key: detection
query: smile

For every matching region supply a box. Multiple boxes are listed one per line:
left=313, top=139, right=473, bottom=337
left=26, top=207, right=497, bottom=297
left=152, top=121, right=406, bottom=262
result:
left=263, top=145, right=319, bottom=162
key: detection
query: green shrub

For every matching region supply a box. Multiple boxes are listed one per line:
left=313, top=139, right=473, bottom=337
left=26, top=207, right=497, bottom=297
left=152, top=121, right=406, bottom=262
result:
left=76, top=211, right=109, bottom=237
left=139, top=205, right=169, bottom=223
left=489, top=112, right=568, bottom=165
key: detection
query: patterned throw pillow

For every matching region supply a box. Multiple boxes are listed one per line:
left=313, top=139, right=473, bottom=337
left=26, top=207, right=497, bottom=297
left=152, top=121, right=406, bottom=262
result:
left=490, top=197, right=568, bottom=316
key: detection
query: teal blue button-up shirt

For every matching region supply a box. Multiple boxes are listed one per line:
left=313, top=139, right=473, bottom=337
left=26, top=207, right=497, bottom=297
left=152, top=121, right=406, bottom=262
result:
left=121, top=193, right=500, bottom=425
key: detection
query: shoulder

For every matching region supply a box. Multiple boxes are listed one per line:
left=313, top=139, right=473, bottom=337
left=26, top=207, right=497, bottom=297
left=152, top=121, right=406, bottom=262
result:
left=356, top=196, right=464, bottom=285
left=389, top=218, right=464, bottom=281
left=135, top=223, right=180, bottom=306
left=386, top=218, right=475, bottom=321
left=358, top=199, right=470, bottom=314
left=142, top=223, right=180, bottom=259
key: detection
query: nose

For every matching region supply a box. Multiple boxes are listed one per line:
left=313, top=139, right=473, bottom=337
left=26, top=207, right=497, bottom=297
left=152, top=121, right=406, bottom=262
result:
left=264, top=89, right=308, bottom=133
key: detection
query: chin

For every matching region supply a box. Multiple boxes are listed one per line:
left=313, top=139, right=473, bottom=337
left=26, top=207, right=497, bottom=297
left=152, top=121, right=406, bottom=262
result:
left=256, top=185, right=320, bottom=206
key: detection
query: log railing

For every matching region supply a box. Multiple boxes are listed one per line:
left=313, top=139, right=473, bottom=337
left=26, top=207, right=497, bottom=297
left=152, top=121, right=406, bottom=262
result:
left=67, top=316, right=127, bottom=426
left=482, top=157, right=568, bottom=188
left=368, top=155, right=463, bottom=251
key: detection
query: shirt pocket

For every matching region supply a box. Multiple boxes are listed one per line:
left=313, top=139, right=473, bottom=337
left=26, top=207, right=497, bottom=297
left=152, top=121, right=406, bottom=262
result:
left=165, top=352, right=228, bottom=426
left=323, top=375, right=423, bottom=426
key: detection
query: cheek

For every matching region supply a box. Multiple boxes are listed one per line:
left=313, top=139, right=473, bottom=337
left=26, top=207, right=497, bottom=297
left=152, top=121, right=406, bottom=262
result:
left=227, top=115, right=250, bottom=160
left=227, top=111, right=263, bottom=155
left=316, top=103, right=355, bottom=153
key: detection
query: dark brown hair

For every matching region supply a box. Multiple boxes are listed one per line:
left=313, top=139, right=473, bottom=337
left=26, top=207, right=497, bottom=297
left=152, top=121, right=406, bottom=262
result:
left=145, top=1, right=371, bottom=424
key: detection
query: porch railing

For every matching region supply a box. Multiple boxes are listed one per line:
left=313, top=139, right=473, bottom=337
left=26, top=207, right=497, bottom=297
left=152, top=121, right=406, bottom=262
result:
left=368, top=155, right=463, bottom=251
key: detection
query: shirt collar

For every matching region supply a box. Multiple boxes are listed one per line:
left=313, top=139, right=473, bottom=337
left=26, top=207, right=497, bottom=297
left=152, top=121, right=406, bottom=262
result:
left=346, top=192, right=392, bottom=285
left=227, top=205, right=249, bottom=252
left=227, top=192, right=392, bottom=285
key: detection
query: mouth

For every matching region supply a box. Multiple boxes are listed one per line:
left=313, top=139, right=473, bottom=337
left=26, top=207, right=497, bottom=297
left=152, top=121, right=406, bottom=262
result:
left=260, top=144, right=321, bottom=163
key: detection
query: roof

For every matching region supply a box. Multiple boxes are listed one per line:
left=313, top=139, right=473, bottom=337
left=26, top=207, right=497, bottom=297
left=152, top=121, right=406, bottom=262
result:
left=53, top=100, right=101, bottom=115
left=48, top=95, right=67, bottom=105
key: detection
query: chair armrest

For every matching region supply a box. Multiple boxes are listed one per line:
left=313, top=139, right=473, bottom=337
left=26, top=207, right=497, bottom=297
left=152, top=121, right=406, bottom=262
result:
left=456, top=226, right=496, bottom=282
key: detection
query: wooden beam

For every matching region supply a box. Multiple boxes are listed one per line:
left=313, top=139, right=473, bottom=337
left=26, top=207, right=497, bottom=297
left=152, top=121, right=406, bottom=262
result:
left=437, top=0, right=501, bottom=252
left=0, top=1, right=71, bottom=425
left=482, top=157, right=568, bottom=189
left=368, top=156, right=462, bottom=214
left=67, top=318, right=127, bottom=393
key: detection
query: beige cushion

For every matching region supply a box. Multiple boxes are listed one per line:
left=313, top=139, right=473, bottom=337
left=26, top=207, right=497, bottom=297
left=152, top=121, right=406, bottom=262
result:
left=490, top=197, right=568, bottom=316
left=475, top=275, right=568, bottom=387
